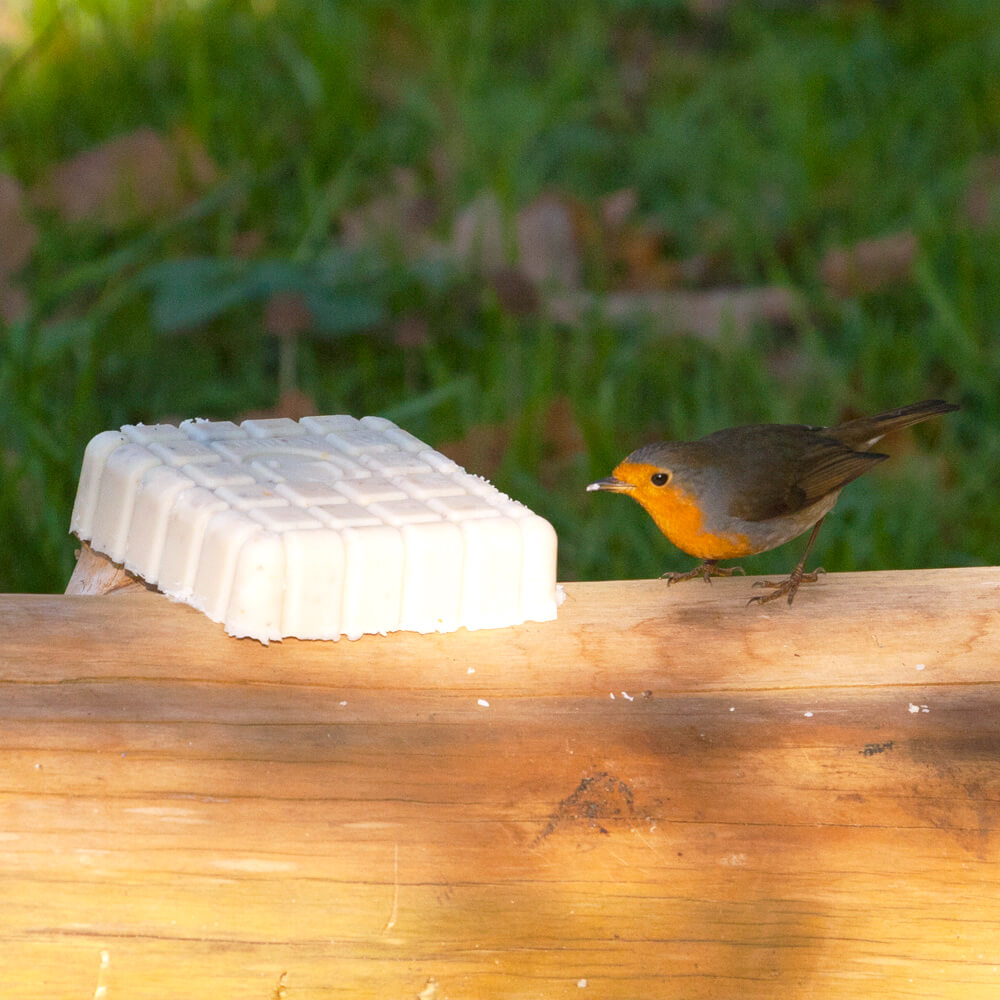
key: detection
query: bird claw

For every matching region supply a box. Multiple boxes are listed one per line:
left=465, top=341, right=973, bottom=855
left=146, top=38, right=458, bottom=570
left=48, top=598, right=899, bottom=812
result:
left=662, top=563, right=746, bottom=587
left=747, top=566, right=825, bottom=606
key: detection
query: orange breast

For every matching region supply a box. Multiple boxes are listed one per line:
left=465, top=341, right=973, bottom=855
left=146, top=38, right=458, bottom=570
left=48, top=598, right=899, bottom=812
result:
left=614, top=461, right=757, bottom=560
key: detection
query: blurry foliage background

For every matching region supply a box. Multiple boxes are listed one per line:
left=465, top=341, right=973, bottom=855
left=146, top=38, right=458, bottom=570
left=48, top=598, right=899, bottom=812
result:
left=0, top=0, right=996, bottom=593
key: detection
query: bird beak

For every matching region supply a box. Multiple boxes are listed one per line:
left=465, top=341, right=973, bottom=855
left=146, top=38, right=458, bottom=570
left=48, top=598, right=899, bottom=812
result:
left=587, top=475, right=633, bottom=494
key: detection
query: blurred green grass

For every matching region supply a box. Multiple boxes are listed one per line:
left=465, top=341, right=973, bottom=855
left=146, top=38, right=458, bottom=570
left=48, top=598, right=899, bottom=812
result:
left=0, top=0, right=996, bottom=593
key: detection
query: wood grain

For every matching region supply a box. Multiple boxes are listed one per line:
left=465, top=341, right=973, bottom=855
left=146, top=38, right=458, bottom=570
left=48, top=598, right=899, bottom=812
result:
left=64, top=540, right=147, bottom=596
left=2, top=567, right=999, bottom=998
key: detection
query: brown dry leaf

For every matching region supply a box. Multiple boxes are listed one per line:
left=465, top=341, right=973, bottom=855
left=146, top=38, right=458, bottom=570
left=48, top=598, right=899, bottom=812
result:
left=675, top=252, right=728, bottom=286
left=393, top=313, right=429, bottom=347
left=600, top=187, right=638, bottom=232
left=0, top=280, right=28, bottom=323
left=663, top=286, right=802, bottom=335
left=0, top=173, right=38, bottom=276
left=596, top=189, right=683, bottom=290
left=452, top=189, right=505, bottom=274
left=617, top=224, right=684, bottom=290
left=32, top=126, right=217, bottom=228
left=340, top=166, right=439, bottom=260
left=611, top=24, right=659, bottom=105
left=232, top=229, right=265, bottom=259
left=596, top=190, right=710, bottom=292
left=438, top=419, right=511, bottom=480
left=515, top=191, right=582, bottom=289
left=0, top=174, right=36, bottom=323
left=545, top=286, right=803, bottom=342
left=264, top=291, right=313, bottom=337
left=963, top=154, right=1000, bottom=227
left=489, top=266, right=539, bottom=316
left=765, top=345, right=840, bottom=390
left=820, top=231, right=918, bottom=298
left=437, top=396, right=584, bottom=485
left=428, top=144, right=457, bottom=193
left=538, top=395, right=586, bottom=489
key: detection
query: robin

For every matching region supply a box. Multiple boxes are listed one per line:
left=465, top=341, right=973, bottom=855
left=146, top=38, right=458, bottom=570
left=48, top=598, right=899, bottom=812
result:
left=587, top=399, right=959, bottom=605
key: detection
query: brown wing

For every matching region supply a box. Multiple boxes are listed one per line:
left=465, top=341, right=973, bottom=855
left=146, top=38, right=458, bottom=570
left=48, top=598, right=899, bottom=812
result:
left=713, top=425, right=888, bottom=522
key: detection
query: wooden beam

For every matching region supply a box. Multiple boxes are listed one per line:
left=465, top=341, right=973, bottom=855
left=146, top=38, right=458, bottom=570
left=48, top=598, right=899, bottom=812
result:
left=2, top=567, right=1000, bottom=998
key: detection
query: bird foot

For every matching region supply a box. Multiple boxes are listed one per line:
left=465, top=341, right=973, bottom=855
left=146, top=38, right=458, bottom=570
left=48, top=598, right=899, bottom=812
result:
left=747, top=566, right=825, bottom=606
left=662, top=562, right=746, bottom=586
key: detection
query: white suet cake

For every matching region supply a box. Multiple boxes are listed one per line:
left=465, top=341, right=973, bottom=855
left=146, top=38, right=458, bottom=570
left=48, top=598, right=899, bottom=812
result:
left=70, top=415, right=559, bottom=643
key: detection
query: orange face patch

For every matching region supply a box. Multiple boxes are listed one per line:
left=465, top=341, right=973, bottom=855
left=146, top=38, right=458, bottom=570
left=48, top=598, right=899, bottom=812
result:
left=612, top=461, right=756, bottom=560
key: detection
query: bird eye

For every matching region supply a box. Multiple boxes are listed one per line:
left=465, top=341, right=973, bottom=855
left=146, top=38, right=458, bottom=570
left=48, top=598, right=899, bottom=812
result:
left=650, top=471, right=671, bottom=487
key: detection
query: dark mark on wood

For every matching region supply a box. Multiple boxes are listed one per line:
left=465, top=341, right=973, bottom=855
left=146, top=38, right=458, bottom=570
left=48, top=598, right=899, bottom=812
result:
left=860, top=741, right=894, bottom=757
left=535, top=771, right=636, bottom=844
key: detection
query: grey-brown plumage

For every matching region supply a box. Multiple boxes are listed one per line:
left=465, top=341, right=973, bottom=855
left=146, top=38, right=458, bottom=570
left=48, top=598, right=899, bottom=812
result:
left=588, top=399, right=959, bottom=605
left=625, top=399, right=956, bottom=527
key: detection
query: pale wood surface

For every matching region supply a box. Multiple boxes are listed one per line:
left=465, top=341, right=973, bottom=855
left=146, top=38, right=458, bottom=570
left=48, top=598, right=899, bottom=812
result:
left=2, top=567, right=1000, bottom=999
left=64, top=540, right=149, bottom=596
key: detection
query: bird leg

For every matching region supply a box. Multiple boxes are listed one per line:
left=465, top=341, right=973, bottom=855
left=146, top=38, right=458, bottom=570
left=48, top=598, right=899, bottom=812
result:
left=747, top=518, right=826, bottom=607
left=662, top=560, right=746, bottom=586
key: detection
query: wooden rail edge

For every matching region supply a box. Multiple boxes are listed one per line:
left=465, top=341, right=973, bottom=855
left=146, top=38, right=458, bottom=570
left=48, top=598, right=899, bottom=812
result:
left=1, top=566, right=998, bottom=1000
left=5, top=566, right=999, bottom=696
